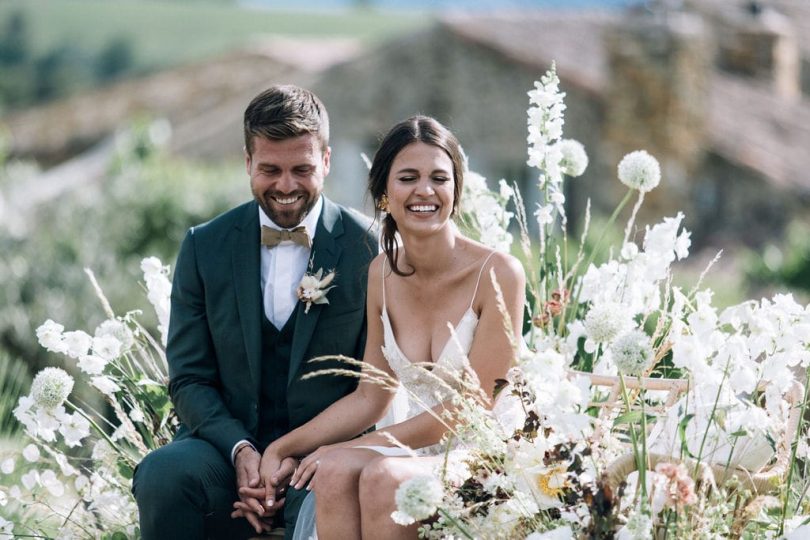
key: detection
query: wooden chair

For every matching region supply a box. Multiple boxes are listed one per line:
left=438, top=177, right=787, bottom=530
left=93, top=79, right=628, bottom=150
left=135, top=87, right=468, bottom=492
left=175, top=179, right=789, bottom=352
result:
left=573, top=370, right=805, bottom=495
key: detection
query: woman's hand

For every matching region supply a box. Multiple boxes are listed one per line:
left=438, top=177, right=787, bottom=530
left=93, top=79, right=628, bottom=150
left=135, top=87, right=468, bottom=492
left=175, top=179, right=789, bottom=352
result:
left=291, top=441, right=355, bottom=490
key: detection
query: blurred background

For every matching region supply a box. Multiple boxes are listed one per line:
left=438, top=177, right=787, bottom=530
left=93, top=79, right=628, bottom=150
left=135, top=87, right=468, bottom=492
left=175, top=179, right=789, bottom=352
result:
left=1, top=0, right=809, bottom=401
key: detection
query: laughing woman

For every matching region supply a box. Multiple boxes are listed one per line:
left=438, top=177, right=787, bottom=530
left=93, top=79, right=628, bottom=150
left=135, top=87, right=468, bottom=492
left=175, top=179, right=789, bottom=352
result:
left=236, top=116, right=525, bottom=539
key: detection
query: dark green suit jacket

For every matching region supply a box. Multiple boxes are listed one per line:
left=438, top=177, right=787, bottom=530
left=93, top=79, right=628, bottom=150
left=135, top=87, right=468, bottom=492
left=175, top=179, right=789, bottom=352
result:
left=167, top=197, right=377, bottom=462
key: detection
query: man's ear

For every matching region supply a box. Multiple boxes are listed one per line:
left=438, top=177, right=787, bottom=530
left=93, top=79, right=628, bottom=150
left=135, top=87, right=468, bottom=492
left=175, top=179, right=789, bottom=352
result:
left=322, top=146, right=331, bottom=176
left=245, top=148, right=252, bottom=175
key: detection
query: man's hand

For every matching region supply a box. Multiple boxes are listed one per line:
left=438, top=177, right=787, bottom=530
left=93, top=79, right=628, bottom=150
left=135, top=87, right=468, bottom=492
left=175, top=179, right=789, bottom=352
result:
left=235, top=455, right=297, bottom=531
left=233, top=444, right=268, bottom=534
left=258, top=451, right=298, bottom=508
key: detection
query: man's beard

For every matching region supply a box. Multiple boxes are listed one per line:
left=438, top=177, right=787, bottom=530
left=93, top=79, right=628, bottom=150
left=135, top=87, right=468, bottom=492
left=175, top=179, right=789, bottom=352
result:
left=256, top=191, right=318, bottom=228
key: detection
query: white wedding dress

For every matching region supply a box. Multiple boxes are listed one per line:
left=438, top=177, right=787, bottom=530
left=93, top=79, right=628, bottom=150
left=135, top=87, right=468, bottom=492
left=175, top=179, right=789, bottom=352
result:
left=292, top=252, right=495, bottom=539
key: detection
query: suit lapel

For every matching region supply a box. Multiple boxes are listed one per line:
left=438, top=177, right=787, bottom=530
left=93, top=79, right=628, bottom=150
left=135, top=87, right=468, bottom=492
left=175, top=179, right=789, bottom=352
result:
left=289, top=198, right=344, bottom=385
left=232, top=201, right=263, bottom=394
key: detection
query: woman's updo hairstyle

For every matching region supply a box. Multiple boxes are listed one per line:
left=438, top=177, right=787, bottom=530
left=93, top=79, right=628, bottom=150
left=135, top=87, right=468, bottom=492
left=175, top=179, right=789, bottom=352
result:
left=368, top=116, right=465, bottom=276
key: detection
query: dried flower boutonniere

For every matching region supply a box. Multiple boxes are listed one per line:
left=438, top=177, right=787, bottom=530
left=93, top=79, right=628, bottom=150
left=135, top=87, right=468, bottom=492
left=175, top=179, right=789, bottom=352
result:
left=297, top=268, right=336, bottom=313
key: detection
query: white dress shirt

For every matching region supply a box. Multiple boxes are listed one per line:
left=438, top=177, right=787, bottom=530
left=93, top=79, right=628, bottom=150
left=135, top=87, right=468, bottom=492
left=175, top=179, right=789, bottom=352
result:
left=259, top=195, right=323, bottom=328
left=230, top=195, right=323, bottom=464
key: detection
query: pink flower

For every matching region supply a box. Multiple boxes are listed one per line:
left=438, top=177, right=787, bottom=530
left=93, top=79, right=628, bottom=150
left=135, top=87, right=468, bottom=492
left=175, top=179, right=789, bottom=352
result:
left=654, top=462, right=697, bottom=508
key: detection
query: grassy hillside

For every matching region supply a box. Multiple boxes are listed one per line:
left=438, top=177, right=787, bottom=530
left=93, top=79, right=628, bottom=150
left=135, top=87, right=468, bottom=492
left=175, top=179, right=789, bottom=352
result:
left=0, top=0, right=429, bottom=71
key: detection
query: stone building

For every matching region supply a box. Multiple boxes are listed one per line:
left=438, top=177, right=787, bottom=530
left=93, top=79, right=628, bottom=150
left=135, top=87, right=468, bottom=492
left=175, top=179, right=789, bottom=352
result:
left=4, top=1, right=810, bottom=249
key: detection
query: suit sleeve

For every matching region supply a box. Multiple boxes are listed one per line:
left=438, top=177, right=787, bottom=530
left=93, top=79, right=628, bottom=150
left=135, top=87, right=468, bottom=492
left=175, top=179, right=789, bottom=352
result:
left=167, top=229, right=254, bottom=461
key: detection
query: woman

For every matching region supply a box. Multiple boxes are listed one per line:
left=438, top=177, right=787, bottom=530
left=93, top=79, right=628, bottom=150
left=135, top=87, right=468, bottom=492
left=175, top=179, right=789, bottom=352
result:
left=236, top=116, right=525, bottom=539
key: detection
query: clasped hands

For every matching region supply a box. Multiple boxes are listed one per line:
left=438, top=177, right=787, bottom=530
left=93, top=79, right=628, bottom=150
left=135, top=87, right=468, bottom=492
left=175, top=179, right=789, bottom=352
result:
left=231, top=442, right=353, bottom=534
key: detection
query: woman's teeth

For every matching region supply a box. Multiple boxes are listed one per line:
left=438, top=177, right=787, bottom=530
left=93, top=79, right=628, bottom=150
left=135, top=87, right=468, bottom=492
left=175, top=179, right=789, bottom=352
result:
left=408, top=205, right=438, bottom=213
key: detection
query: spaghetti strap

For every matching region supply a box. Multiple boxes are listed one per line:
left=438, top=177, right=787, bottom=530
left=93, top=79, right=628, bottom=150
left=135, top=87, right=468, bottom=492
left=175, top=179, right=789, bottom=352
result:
left=469, top=251, right=498, bottom=310
left=381, top=256, right=388, bottom=310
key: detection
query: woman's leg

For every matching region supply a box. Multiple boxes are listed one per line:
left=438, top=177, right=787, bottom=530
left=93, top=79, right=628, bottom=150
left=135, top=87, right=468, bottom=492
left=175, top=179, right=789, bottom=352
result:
left=312, top=448, right=381, bottom=540
left=358, top=456, right=440, bottom=540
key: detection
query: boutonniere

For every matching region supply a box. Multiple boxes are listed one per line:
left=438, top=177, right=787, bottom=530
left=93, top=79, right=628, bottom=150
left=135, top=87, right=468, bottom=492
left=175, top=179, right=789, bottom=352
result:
left=297, top=268, right=336, bottom=313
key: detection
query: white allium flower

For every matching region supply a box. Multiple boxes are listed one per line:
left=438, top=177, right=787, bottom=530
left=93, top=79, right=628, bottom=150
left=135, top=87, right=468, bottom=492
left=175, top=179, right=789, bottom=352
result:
left=391, top=475, right=444, bottom=525
left=77, top=354, right=107, bottom=375
left=30, top=367, right=74, bottom=410
left=62, top=330, right=92, bottom=359
left=1, top=458, right=14, bottom=475
left=611, top=330, right=654, bottom=376
left=92, top=334, right=123, bottom=362
left=22, top=444, right=40, bottom=463
left=91, top=376, right=121, bottom=397
left=558, top=139, right=588, bottom=177
left=584, top=303, right=630, bottom=344
left=617, top=150, right=661, bottom=193
left=36, top=319, right=68, bottom=354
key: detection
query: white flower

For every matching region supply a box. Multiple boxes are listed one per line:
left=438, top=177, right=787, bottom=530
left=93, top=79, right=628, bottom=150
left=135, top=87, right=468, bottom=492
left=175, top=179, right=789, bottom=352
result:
left=558, top=139, right=588, bottom=177
left=21, top=470, right=38, bottom=490
left=77, top=354, right=107, bottom=375
left=391, top=475, right=444, bottom=525
left=616, top=507, right=653, bottom=540
left=140, top=256, right=165, bottom=277
left=59, top=412, right=91, bottom=447
left=0, top=515, right=12, bottom=534
left=611, top=330, right=654, bottom=376
left=129, top=407, right=146, bottom=423
left=584, top=303, right=631, bottom=345
left=535, top=203, right=554, bottom=226
left=36, top=319, right=68, bottom=354
left=526, top=526, right=574, bottom=540
left=40, top=469, right=64, bottom=497
left=1, top=458, right=14, bottom=474
left=22, top=444, right=40, bottom=463
left=618, top=150, right=661, bottom=193
left=30, top=367, right=74, bottom=410
left=92, top=334, right=122, bottom=362
left=95, top=319, right=135, bottom=350
left=62, top=330, right=92, bottom=359
left=91, top=376, right=121, bottom=397
left=0, top=490, right=6, bottom=507
left=297, top=268, right=336, bottom=314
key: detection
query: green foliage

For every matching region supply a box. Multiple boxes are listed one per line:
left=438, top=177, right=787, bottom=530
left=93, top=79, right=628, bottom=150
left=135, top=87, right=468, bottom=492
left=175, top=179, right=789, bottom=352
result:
left=744, top=220, right=810, bottom=294
left=0, top=119, right=247, bottom=370
left=0, top=0, right=427, bottom=111
left=0, top=352, right=30, bottom=435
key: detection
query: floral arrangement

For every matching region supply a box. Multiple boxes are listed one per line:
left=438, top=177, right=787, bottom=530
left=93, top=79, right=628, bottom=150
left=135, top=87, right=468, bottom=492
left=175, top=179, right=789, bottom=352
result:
left=2, top=64, right=809, bottom=539
left=1, top=258, right=176, bottom=538
left=391, top=65, right=810, bottom=539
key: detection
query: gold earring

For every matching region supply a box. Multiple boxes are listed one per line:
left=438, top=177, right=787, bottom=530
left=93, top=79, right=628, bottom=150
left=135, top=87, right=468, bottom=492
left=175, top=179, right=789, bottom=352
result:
left=378, top=193, right=389, bottom=212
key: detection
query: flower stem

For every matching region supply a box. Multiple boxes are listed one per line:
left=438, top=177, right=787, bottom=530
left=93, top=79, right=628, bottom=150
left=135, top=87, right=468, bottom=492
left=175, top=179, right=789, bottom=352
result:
left=779, top=371, right=810, bottom=535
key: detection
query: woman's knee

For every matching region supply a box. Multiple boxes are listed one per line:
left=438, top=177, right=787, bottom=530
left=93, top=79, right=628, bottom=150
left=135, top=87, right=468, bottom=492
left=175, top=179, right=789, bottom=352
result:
left=312, top=449, right=366, bottom=499
left=358, top=457, right=402, bottom=509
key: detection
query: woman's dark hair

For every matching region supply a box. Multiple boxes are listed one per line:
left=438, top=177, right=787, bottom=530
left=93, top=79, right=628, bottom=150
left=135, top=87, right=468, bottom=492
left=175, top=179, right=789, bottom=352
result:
left=369, top=115, right=465, bottom=276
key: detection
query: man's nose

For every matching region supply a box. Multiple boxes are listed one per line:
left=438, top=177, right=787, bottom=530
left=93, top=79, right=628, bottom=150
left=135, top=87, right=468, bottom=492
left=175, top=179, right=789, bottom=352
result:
left=276, top=171, right=296, bottom=193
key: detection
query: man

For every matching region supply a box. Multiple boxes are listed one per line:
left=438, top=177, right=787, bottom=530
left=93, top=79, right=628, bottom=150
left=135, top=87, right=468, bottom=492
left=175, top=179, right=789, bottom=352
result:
left=133, top=85, right=377, bottom=539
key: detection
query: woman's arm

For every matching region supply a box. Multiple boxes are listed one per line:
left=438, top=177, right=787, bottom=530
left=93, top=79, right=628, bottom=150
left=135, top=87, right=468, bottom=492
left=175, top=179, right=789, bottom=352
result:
left=292, top=252, right=527, bottom=481
left=257, top=256, right=395, bottom=488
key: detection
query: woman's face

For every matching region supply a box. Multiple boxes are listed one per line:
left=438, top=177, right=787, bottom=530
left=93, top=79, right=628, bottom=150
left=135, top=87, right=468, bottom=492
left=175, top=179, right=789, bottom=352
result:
left=385, top=142, right=455, bottom=236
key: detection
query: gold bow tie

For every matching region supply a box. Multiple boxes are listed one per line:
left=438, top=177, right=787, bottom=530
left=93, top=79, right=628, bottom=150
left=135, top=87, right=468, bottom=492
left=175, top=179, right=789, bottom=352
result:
left=261, top=225, right=312, bottom=248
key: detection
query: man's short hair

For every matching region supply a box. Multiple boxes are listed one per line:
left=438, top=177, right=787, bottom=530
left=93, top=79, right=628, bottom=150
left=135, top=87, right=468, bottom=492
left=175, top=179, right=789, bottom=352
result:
left=243, top=85, right=330, bottom=155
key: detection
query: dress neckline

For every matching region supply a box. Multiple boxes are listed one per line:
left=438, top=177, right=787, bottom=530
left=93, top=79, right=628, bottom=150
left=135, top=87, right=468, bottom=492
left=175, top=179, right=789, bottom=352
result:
left=381, top=305, right=478, bottom=366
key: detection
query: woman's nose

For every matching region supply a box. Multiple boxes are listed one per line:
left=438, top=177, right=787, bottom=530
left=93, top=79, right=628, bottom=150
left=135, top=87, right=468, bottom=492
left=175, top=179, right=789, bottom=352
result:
left=415, top=179, right=435, bottom=196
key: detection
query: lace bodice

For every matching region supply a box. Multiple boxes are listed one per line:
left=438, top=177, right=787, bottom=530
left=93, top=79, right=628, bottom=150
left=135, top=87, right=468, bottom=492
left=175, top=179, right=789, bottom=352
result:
left=378, top=252, right=495, bottom=455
